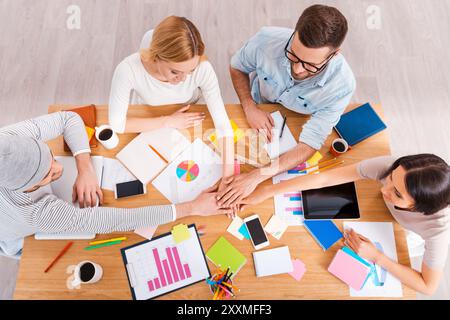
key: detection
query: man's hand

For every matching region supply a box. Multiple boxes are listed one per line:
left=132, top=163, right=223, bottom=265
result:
left=217, top=171, right=264, bottom=207
left=73, top=154, right=103, bottom=208
left=243, top=102, right=275, bottom=142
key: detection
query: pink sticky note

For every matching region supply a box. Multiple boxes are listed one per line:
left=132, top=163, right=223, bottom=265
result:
left=134, top=226, right=157, bottom=240
left=288, top=259, right=306, bottom=281
left=328, top=249, right=371, bottom=290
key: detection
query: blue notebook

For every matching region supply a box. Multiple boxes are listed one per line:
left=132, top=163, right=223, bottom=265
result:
left=304, top=220, right=343, bottom=251
left=334, top=103, right=387, bottom=146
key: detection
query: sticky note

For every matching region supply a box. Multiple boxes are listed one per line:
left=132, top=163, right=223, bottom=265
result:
left=238, top=223, right=250, bottom=240
left=227, top=216, right=244, bottom=240
left=85, top=126, right=95, bottom=141
left=171, top=224, right=191, bottom=244
left=306, top=151, right=323, bottom=166
left=289, top=259, right=306, bottom=282
left=134, top=226, right=157, bottom=240
left=264, top=215, right=288, bottom=240
left=208, top=120, right=244, bottom=146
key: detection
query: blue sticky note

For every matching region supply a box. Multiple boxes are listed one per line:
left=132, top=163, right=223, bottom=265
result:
left=238, top=223, right=250, bottom=240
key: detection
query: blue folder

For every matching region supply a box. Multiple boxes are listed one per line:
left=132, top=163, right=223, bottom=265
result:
left=334, top=103, right=387, bottom=146
left=304, top=220, right=343, bottom=251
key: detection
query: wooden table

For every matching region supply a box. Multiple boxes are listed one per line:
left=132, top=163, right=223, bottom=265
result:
left=14, top=103, right=415, bottom=300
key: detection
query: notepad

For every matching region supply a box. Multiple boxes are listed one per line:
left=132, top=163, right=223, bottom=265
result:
left=227, top=216, right=245, bottom=240
left=328, top=247, right=372, bottom=290
left=264, top=111, right=297, bottom=159
left=303, top=220, right=343, bottom=251
left=171, top=224, right=191, bottom=244
left=334, top=103, right=387, bottom=146
left=253, top=246, right=293, bottom=277
left=206, top=237, right=247, bottom=278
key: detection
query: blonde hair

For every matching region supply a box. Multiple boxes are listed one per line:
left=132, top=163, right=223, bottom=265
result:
left=141, top=16, right=205, bottom=63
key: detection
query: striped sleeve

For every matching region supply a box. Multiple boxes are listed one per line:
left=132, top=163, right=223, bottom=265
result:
left=0, top=111, right=91, bottom=156
left=29, top=195, right=175, bottom=234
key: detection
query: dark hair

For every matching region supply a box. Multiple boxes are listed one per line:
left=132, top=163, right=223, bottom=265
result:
left=295, top=4, right=348, bottom=49
left=380, top=154, right=450, bottom=215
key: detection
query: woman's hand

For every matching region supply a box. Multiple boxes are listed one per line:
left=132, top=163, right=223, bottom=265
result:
left=344, top=229, right=382, bottom=263
left=217, top=171, right=264, bottom=207
left=236, top=185, right=271, bottom=209
left=165, top=105, right=206, bottom=129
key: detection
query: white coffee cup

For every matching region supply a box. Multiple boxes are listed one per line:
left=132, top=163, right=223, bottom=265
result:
left=95, top=125, right=119, bottom=149
left=70, top=260, right=103, bottom=287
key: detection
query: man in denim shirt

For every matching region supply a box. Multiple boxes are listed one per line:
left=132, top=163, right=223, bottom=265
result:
left=218, top=5, right=356, bottom=207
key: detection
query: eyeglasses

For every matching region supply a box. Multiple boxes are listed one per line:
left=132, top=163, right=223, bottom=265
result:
left=284, top=32, right=336, bottom=74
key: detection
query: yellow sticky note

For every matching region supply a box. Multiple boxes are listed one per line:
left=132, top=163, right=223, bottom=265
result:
left=171, top=224, right=191, bottom=244
left=85, top=126, right=95, bottom=141
left=208, top=119, right=244, bottom=147
left=307, top=151, right=323, bottom=166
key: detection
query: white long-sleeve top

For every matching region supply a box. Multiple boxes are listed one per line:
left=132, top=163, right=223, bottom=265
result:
left=108, top=51, right=233, bottom=137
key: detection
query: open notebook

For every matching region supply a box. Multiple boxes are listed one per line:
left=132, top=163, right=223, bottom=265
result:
left=34, top=156, right=135, bottom=240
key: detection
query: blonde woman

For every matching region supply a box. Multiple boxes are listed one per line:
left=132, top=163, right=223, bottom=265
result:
left=108, top=16, right=235, bottom=180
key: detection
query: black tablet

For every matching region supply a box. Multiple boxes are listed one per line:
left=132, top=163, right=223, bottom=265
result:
left=302, top=182, right=360, bottom=220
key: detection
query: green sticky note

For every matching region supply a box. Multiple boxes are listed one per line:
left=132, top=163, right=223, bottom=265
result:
left=172, top=224, right=191, bottom=244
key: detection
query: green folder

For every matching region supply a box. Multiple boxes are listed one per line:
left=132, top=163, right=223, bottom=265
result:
left=206, top=236, right=247, bottom=278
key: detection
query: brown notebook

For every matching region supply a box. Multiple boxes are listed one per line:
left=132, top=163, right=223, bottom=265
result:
left=63, top=104, right=97, bottom=152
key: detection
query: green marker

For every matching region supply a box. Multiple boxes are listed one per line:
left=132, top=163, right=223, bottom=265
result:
left=84, top=240, right=123, bottom=251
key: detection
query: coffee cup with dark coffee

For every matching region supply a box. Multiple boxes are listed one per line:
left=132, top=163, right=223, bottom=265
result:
left=95, top=125, right=119, bottom=149
left=70, top=261, right=103, bottom=287
left=330, top=138, right=350, bottom=157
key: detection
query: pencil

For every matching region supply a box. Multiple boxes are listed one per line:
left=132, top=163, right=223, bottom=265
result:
left=89, top=237, right=127, bottom=245
left=279, top=115, right=287, bottom=138
left=84, top=240, right=123, bottom=251
left=307, top=160, right=345, bottom=175
left=44, top=241, right=73, bottom=273
left=306, top=158, right=337, bottom=172
left=148, top=144, right=168, bottom=163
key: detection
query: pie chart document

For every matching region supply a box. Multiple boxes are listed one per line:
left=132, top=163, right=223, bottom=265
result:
left=152, top=138, right=223, bottom=203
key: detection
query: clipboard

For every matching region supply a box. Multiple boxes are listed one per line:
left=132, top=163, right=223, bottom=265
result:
left=121, top=224, right=211, bottom=300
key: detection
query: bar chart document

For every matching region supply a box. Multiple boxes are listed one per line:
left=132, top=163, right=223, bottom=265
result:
left=121, top=224, right=210, bottom=300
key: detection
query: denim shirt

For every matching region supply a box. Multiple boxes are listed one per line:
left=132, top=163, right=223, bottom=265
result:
left=231, top=26, right=356, bottom=150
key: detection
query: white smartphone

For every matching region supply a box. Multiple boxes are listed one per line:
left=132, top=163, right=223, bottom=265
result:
left=244, top=214, right=270, bottom=250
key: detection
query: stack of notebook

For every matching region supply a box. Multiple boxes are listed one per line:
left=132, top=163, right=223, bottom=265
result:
left=328, top=246, right=373, bottom=290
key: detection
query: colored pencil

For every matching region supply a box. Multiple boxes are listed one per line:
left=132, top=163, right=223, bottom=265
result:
left=44, top=241, right=73, bottom=273
left=84, top=240, right=123, bottom=251
left=89, top=237, right=127, bottom=245
left=148, top=144, right=168, bottom=163
left=306, top=160, right=345, bottom=176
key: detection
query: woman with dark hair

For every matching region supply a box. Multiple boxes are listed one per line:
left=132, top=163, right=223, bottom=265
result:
left=235, top=155, right=450, bottom=295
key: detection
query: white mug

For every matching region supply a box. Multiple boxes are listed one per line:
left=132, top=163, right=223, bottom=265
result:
left=95, top=125, right=119, bottom=149
left=70, top=260, right=103, bottom=287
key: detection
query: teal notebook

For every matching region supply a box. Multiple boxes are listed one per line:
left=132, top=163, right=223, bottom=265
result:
left=334, top=103, right=387, bottom=146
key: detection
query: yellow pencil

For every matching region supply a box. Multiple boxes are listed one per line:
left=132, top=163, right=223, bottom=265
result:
left=89, top=237, right=127, bottom=245
left=307, top=160, right=344, bottom=175
left=306, top=158, right=337, bottom=172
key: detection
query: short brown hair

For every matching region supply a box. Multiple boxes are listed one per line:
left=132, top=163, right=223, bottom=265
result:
left=295, top=5, right=348, bottom=49
left=141, top=16, right=205, bottom=63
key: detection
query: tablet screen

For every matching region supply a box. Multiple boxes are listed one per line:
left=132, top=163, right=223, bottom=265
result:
left=302, top=182, right=360, bottom=220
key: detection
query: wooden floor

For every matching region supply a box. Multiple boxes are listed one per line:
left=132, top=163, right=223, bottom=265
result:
left=0, top=0, right=449, bottom=299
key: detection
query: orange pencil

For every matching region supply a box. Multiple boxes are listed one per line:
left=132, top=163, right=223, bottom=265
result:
left=307, top=160, right=344, bottom=175
left=44, top=241, right=74, bottom=273
left=148, top=144, right=168, bottom=163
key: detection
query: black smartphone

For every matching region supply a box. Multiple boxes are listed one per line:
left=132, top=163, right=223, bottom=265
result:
left=114, top=180, right=146, bottom=199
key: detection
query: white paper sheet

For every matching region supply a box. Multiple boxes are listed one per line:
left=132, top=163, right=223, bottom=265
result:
left=343, top=222, right=403, bottom=297
left=152, top=139, right=223, bottom=204
left=264, top=111, right=297, bottom=159
left=101, top=158, right=136, bottom=191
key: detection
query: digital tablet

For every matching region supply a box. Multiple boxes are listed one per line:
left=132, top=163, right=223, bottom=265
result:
left=302, top=182, right=360, bottom=220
